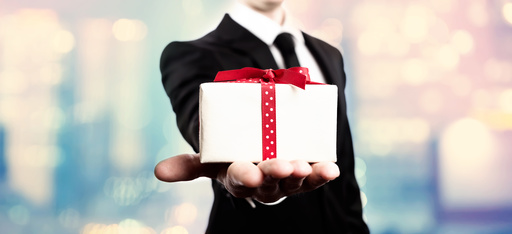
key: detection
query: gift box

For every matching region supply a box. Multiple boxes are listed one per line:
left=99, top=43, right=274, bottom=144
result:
left=199, top=67, right=338, bottom=163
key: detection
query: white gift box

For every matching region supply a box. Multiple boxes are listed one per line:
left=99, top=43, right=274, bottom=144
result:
left=199, top=82, right=338, bottom=163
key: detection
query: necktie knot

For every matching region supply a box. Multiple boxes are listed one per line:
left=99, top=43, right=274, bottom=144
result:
left=274, top=33, right=301, bottom=68
left=274, top=33, right=295, bottom=54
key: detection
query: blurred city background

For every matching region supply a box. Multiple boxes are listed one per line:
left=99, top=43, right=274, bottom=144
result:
left=1, top=0, right=511, bottom=233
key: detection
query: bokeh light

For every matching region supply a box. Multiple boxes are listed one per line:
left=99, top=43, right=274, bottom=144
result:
left=53, top=30, right=75, bottom=53
left=436, top=44, right=459, bottom=70
left=8, top=205, right=30, bottom=225
left=172, top=203, right=198, bottom=225
left=503, top=2, right=512, bottom=25
left=401, top=58, right=428, bottom=85
left=112, top=19, right=147, bottom=42
left=161, top=226, right=188, bottom=234
left=81, top=220, right=155, bottom=234
left=400, top=5, right=432, bottom=43
left=450, top=30, right=474, bottom=55
left=440, top=118, right=494, bottom=160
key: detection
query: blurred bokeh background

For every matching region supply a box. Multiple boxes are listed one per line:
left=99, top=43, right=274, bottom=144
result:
left=1, top=0, right=511, bottom=233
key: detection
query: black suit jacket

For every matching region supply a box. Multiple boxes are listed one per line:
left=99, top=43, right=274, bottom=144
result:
left=160, top=14, right=369, bottom=234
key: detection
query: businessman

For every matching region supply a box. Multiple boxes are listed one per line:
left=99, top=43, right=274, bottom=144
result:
left=156, top=0, right=369, bottom=233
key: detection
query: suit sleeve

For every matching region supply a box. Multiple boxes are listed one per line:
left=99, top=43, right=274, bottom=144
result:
left=160, top=41, right=223, bottom=152
left=332, top=51, right=370, bottom=233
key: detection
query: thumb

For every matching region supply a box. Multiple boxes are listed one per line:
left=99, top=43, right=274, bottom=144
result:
left=154, top=154, right=202, bottom=182
left=154, top=153, right=224, bottom=182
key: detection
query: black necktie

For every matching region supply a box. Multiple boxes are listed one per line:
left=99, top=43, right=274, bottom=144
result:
left=274, top=33, right=301, bottom=68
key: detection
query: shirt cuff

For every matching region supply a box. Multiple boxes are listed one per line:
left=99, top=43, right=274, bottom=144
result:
left=245, top=196, right=287, bottom=208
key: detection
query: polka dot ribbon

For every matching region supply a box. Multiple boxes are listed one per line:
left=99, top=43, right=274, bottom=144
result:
left=214, top=67, right=315, bottom=161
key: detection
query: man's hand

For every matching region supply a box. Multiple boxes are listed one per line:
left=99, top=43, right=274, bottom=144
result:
left=154, top=154, right=340, bottom=203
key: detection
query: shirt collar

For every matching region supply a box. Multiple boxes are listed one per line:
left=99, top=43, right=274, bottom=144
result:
left=229, top=2, right=304, bottom=46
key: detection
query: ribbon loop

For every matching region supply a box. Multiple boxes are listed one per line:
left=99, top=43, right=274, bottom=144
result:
left=214, top=67, right=310, bottom=89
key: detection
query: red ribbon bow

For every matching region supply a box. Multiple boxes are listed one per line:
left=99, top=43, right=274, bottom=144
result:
left=213, top=67, right=314, bottom=161
left=214, top=67, right=311, bottom=89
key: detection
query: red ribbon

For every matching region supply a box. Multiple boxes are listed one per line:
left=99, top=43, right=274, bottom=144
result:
left=214, top=67, right=314, bottom=161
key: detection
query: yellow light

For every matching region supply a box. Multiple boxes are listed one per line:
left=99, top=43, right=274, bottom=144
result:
left=81, top=221, right=154, bottom=234
left=357, top=31, right=382, bottom=56
left=440, top=118, right=494, bottom=159
left=437, top=45, right=459, bottom=70
left=119, top=219, right=151, bottom=234
left=53, top=30, right=75, bottom=53
left=22, top=145, right=61, bottom=167
left=400, top=5, right=432, bottom=43
left=429, top=0, right=454, bottom=13
left=451, top=30, right=474, bottom=55
left=161, top=226, right=188, bottom=234
left=0, top=70, right=26, bottom=94
left=438, top=118, right=498, bottom=206
left=401, top=58, right=428, bottom=85
left=471, top=110, right=512, bottom=130
left=503, top=2, right=512, bottom=25
left=81, top=223, right=107, bottom=234
left=103, top=224, right=119, bottom=234
left=385, top=33, right=410, bottom=57
left=499, top=89, right=512, bottom=113
left=112, top=18, right=147, bottom=42
left=173, top=203, right=198, bottom=225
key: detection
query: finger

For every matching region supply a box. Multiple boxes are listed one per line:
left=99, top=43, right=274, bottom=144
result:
left=303, top=162, right=340, bottom=191
left=154, top=154, right=226, bottom=182
left=257, top=159, right=294, bottom=193
left=257, top=159, right=294, bottom=179
left=254, top=174, right=287, bottom=203
left=258, top=175, right=280, bottom=195
left=290, top=160, right=313, bottom=178
left=252, top=159, right=294, bottom=201
left=223, top=161, right=262, bottom=198
left=225, top=161, right=263, bottom=189
left=154, top=154, right=203, bottom=182
left=314, top=161, right=340, bottom=181
left=279, top=160, right=312, bottom=193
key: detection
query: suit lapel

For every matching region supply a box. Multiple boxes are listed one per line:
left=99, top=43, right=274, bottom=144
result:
left=303, top=33, right=342, bottom=87
left=214, top=14, right=279, bottom=70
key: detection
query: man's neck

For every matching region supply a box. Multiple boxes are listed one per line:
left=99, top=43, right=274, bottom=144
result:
left=246, top=5, right=285, bottom=25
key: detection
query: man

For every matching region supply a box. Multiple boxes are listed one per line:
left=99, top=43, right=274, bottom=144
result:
left=156, top=0, right=369, bottom=233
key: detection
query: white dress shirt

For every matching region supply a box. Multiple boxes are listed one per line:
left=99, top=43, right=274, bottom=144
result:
left=229, top=2, right=327, bottom=84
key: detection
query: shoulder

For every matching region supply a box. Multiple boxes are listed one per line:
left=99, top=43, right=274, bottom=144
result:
left=302, top=32, right=343, bottom=59
left=161, top=32, right=216, bottom=57
left=159, top=31, right=222, bottom=70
